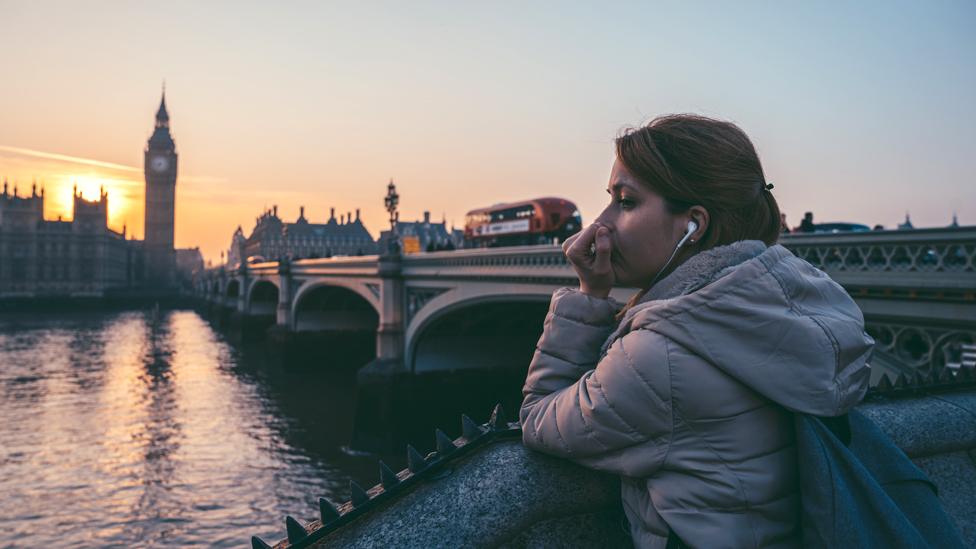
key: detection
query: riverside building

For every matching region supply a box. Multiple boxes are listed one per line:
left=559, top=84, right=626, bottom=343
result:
left=234, top=206, right=377, bottom=263
left=0, top=182, right=137, bottom=297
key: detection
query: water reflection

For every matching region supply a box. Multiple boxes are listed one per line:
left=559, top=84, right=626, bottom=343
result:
left=0, top=310, right=377, bottom=547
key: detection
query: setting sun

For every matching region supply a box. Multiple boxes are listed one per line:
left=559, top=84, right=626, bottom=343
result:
left=69, top=174, right=103, bottom=201
left=40, top=172, right=143, bottom=236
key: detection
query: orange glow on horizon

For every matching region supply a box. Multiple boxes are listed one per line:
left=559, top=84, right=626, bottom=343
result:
left=44, top=173, right=143, bottom=236
left=0, top=145, right=146, bottom=238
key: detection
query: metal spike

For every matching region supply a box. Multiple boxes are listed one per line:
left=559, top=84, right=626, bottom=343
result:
left=379, top=461, right=400, bottom=488
left=350, top=480, right=370, bottom=507
left=488, top=403, right=507, bottom=430
left=461, top=414, right=484, bottom=440
left=435, top=428, right=456, bottom=454
left=904, top=371, right=919, bottom=387
left=251, top=536, right=272, bottom=549
left=875, top=374, right=892, bottom=392
left=407, top=444, right=427, bottom=473
left=285, top=516, right=307, bottom=544
left=916, top=370, right=928, bottom=385
left=893, top=372, right=907, bottom=389
left=319, top=497, right=340, bottom=524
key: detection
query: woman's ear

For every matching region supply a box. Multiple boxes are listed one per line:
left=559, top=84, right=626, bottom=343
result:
left=688, top=205, right=709, bottom=243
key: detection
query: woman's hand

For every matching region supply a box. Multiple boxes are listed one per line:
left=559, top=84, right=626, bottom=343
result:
left=562, top=222, right=615, bottom=299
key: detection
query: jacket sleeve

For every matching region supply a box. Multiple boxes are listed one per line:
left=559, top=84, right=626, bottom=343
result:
left=520, top=288, right=673, bottom=478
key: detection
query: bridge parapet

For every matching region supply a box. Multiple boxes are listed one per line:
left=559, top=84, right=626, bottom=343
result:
left=780, top=226, right=976, bottom=293
left=196, top=228, right=975, bottom=381
left=402, top=244, right=573, bottom=281
left=288, top=256, right=380, bottom=277
left=251, top=389, right=976, bottom=548
left=198, top=226, right=976, bottom=292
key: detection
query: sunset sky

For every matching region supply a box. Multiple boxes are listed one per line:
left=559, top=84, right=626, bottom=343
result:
left=0, top=1, right=973, bottom=263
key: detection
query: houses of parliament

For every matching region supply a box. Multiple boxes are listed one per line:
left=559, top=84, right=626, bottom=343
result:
left=0, top=92, right=201, bottom=298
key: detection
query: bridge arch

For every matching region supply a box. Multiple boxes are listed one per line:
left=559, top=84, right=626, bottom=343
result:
left=291, top=280, right=380, bottom=333
left=226, top=279, right=240, bottom=299
left=405, top=289, right=553, bottom=374
left=247, top=279, right=280, bottom=316
left=288, top=280, right=381, bottom=369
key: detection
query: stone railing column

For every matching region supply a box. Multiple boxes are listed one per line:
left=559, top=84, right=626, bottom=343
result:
left=276, top=258, right=292, bottom=329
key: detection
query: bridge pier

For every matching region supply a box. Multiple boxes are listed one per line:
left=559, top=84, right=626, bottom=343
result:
left=374, top=252, right=405, bottom=366
left=276, top=258, right=293, bottom=330
left=236, top=263, right=248, bottom=315
left=352, top=252, right=412, bottom=450
left=204, top=268, right=265, bottom=343
left=263, top=259, right=296, bottom=353
left=224, top=263, right=248, bottom=342
left=356, top=251, right=410, bottom=382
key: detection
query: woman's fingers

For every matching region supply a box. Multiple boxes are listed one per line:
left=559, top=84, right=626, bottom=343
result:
left=561, top=231, right=582, bottom=255
left=564, top=223, right=599, bottom=260
left=592, top=226, right=612, bottom=272
left=564, top=222, right=615, bottom=298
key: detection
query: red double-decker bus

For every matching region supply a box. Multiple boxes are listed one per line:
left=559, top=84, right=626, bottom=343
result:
left=464, top=197, right=582, bottom=248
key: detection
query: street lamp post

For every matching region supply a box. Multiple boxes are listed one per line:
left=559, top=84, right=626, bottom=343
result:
left=384, top=179, right=400, bottom=254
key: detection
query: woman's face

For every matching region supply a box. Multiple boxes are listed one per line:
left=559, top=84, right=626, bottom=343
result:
left=593, top=158, right=699, bottom=288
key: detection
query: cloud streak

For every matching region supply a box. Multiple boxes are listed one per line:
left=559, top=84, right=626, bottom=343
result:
left=0, top=144, right=227, bottom=185
left=0, top=145, right=140, bottom=172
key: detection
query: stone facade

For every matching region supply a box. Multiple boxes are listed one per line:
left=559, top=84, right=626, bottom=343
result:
left=226, top=225, right=246, bottom=268
left=0, top=183, right=138, bottom=297
left=377, top=211, right=464, bottom=253
left=239, top=206, right=377, bottom=262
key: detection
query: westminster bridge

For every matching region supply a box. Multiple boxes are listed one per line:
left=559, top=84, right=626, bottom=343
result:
left=196, top=226, right=976, bottom=385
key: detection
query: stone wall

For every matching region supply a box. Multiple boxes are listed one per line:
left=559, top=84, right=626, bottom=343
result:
left=256, top=390, right=976, bottom=548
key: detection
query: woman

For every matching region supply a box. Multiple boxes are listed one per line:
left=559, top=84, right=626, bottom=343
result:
left=519, top=114, right=874, bottom=548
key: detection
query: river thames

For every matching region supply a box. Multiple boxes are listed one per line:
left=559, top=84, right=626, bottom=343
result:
left=0, top=309, right=391, bottom=547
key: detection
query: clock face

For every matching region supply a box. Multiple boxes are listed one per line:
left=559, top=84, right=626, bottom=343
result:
left=150, top=156, right=169, bottom=173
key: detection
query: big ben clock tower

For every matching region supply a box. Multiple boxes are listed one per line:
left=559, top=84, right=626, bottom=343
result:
left=144, top=89, right=178, bottom=286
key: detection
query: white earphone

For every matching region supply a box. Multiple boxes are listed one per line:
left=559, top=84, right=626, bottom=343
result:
left=647, top=219, right=699, bottom=289
left=678, top=220, right=698, bottom=248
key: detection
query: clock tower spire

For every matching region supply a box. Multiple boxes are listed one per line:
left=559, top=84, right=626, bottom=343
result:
left=144, top=86, right=178, bottom=287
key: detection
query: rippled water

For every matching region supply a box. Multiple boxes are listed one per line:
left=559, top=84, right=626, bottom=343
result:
left=0, top=309, right=381, bottom=547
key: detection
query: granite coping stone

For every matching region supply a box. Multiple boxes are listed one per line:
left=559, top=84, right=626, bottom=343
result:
left=859, top=390, right=976, bottom=457
left=282, top=390, right=976, bottom=548
left=309, top=442, right=624, bottom=548
left=912, top=451, right=976, bottom=546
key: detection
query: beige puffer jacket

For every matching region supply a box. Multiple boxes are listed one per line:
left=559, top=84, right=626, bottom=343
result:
left=520, top=240, right=874, bottom=548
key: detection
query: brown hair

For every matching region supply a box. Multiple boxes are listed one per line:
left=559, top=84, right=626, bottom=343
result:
left=614, top=114, right=782, bottom=319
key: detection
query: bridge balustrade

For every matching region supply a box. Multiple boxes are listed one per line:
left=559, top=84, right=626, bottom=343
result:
left=196, top=227, right=975, bottom=386
left=779, top=227, right=975, bottom=293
